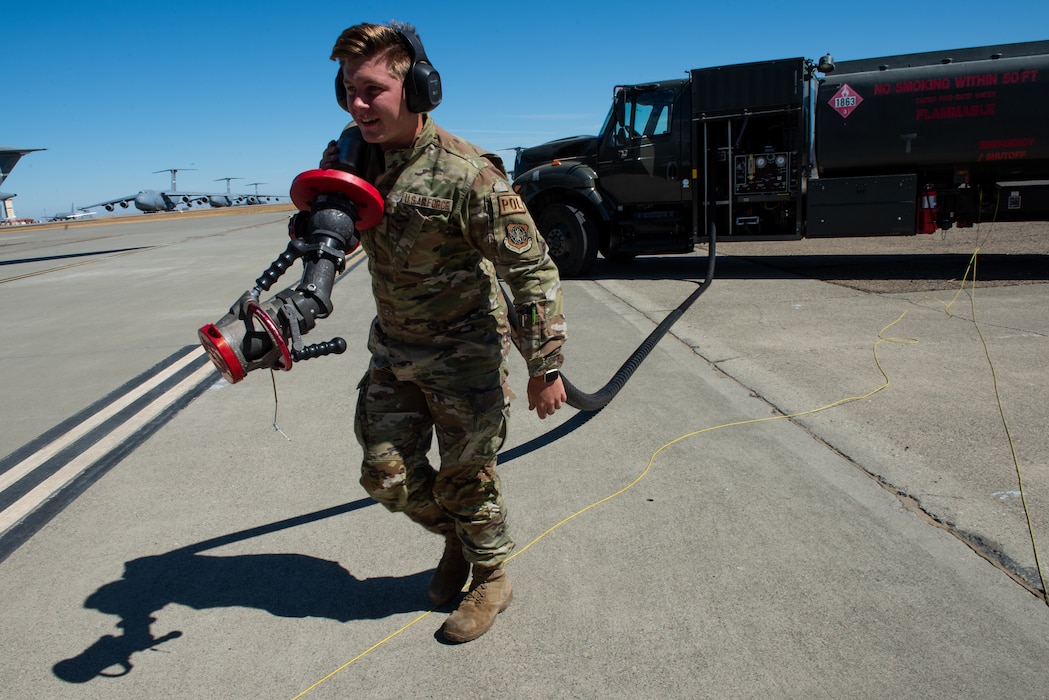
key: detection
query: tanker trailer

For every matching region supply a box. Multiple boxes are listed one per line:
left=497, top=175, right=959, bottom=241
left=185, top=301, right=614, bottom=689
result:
left=811, top=40, right=1049, bottom=235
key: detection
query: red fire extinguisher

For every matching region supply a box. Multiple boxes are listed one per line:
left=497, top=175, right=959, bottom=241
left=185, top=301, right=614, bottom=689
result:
left=918, top=185, right=938, bottom=234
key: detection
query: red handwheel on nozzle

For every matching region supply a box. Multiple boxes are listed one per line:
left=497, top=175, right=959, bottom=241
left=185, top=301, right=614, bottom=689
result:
left=290, top=169, right=384, bottom=230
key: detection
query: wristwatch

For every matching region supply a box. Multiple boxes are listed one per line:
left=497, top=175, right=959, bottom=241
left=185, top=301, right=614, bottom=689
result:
left=543, top=369, right=560, bottom=383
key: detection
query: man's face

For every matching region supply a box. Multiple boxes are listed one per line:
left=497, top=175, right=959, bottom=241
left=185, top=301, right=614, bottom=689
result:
left=340, top=52, right=421, bottom=151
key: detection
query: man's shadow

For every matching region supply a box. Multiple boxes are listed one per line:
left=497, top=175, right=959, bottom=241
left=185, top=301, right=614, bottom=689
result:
left=53, top=414, right=600, bottom=684
left=53, top=498, right=429, bottom=683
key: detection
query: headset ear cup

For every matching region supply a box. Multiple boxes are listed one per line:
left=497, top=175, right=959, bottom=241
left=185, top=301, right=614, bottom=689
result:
left=396, top=28, right=442, bottom=113
left=335, top=68, right=349, bottom=112
left=406, top=64, right=442, bottom=113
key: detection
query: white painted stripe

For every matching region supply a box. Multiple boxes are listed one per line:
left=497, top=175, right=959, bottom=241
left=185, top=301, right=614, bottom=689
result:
left=0, top=348, right=205, bottom=492
left=0, top=361, right=215, bottom=534
left=0, top=249, right=366, bottom=537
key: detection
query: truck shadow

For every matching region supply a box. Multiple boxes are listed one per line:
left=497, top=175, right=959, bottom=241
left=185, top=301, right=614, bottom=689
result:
left=588, top=252, right=1049, bottom=286
left=725, top=252, right=1049, bottom=284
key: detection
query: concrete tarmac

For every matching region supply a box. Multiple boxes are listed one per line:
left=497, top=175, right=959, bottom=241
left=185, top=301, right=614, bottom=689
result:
left=0, top=212, right=1046, bottom=698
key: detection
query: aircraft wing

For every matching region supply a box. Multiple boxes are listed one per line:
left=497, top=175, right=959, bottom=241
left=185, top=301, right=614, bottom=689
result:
left=82, top=195, right=139, bottom=212
left=238, top=194, right=289, bottom=205
left=207, top=192, right=291, bottom=207
left=156, top=192, right=213, bottom=208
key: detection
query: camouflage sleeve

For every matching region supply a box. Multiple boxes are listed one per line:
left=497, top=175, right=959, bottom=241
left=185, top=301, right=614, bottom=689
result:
left=465, top=162, right=567, bottom=376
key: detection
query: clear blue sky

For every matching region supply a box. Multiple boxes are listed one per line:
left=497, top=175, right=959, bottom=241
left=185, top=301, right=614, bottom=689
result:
left=5, top=0, right=1047, bottom=219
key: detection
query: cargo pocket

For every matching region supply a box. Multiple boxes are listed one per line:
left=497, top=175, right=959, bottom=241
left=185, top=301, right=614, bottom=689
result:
left=352, top=370, right=372, bottom=449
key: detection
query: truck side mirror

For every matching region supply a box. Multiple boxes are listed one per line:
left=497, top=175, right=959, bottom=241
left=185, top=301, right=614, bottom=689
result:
left=614, top=91, right=626, bottom=130
left=612, top=91, right=629, bottom=146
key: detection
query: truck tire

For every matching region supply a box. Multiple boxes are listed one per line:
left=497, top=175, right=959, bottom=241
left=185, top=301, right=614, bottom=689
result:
left=537, top=203, right=598, bottom=278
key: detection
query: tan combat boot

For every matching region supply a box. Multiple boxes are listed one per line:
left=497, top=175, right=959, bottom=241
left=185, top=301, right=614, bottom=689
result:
left=428, top=533, right=470, bottom=606
left=441, top=564, right=513, bottom=643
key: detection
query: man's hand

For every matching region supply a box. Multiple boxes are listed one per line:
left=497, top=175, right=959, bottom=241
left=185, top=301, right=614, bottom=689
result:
left=527, top=375, right=567, bottom=419
left=320, top=140, right=339, bottom=169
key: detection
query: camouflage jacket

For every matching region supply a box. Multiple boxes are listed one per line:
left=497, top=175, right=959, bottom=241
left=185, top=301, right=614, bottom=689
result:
left=355, top=117, right=566, bottom=381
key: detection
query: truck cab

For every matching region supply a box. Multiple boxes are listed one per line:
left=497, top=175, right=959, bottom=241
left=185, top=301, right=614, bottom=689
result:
left=513, top=65, right=810, bottom=276
left=512, top=79, right=694, bottom=277
left=596, top=80, right=693, bottom=253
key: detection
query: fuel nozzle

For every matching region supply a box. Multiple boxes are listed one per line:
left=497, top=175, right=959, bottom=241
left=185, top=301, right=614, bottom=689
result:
left=197, top=169, right=383, bottom=383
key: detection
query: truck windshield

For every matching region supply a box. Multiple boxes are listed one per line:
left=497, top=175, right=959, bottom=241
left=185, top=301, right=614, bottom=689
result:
left=633, top=89, right=674, bottom=137
left=610, top=87, right=675, bottom=143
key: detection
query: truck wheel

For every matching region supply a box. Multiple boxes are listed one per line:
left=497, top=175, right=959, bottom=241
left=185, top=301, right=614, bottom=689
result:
left=538, top=203, right=598, bottom=278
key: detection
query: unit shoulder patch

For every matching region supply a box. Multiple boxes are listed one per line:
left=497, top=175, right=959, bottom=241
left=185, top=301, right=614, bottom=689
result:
left=504, top=223, right=532, bottom=253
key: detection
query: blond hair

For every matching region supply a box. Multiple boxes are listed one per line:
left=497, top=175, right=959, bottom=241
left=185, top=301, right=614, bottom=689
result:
left=330, top=22, right=416, bottom=80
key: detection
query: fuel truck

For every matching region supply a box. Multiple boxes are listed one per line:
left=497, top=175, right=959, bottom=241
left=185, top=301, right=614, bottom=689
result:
left=511, top=40, right=1049, bottom=277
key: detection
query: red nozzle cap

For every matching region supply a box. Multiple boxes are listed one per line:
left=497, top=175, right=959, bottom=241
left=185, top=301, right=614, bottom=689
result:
left=198, top=324, right=245, bottom=384
left=289, top=169, right=384, bottom=230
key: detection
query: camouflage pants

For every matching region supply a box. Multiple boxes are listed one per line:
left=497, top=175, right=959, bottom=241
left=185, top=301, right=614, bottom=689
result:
left=354, top=365, right=513, bottom=567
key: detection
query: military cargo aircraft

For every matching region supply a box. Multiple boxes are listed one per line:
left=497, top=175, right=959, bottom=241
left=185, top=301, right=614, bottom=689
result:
left=85, top=168, right=287, bottom=213
left=49, top=204, right=98, bottom=221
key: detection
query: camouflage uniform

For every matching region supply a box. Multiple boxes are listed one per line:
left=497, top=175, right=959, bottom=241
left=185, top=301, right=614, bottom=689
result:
left=351, top=116, right=566, bottom=567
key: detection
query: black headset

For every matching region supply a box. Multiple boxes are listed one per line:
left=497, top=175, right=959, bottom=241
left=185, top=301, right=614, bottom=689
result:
left=334, top=27, right=442, bottom=114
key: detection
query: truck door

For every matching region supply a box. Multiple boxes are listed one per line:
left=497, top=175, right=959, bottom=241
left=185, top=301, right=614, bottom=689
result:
left=597, top=83, right=689, bottom=209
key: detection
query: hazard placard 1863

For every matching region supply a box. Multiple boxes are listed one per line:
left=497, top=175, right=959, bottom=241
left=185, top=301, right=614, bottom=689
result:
left=829, top=83, right=863, bottom=118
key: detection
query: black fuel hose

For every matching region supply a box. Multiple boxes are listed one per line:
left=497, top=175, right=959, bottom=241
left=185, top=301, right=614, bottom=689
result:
left=508, top=225, right=717, bottom=412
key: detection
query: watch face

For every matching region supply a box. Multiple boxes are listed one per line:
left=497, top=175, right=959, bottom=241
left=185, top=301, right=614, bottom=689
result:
left=544, top=369, right=559, bottom=383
